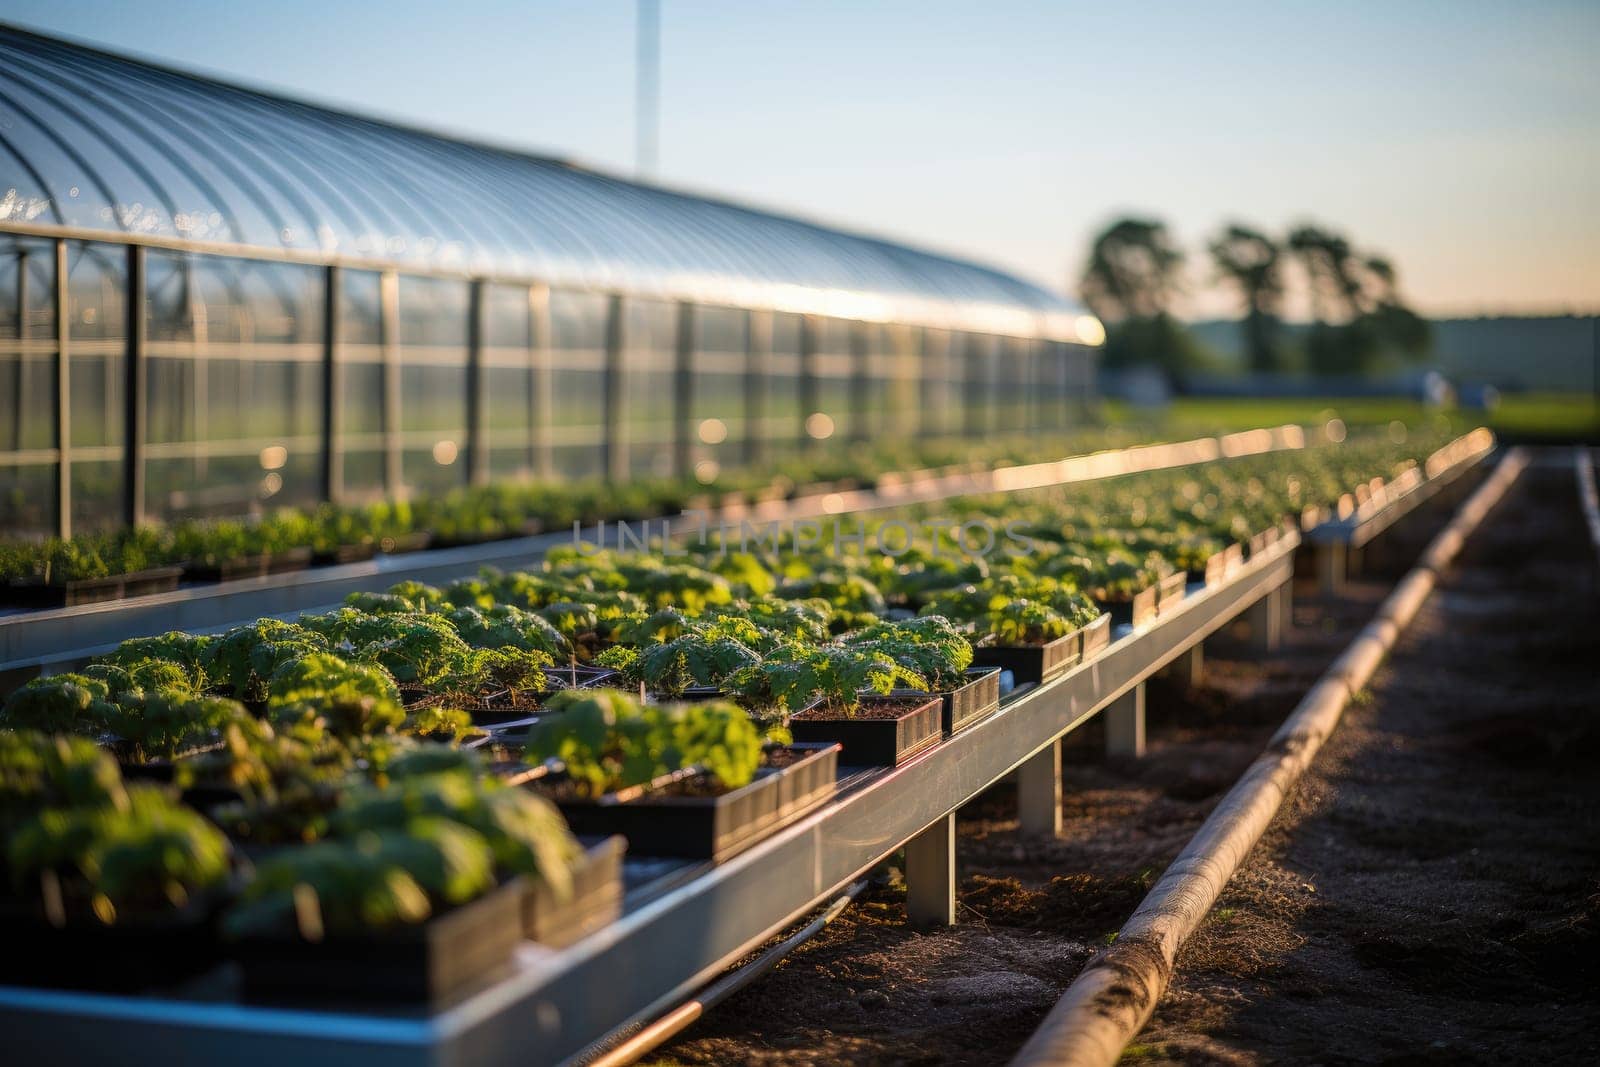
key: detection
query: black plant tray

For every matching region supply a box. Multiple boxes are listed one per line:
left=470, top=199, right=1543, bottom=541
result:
left=972, top=631, right=1079, bottom=687
left=522, top=836, right=625, bottom=947
left=3, top=565, right=183, bottom=609
left=431, top=529, right=507, bottom=549
left=1099, top=585, right=1159, bottom=628
left=311, top=542, right=378, bottom=566
left=1156, top=571, right=1189, bottom=616
left=1248, top=525, right=1283, bottom=558
left=789, top=696, right=941, bottom=767
left=233, top=877, right=525, bottom=1007
left=545, top=743, right=839, bottom=861
left=265, top=546, right=314, bottom=575
left=184, top=554, right=270, bottom=583
left=1080, top=613, right=1112, bottom=660
left=378, top=531, right=434, bottom=555
left=0, top=896, right=225, bottom=993
left=892, top=667, right=1002, bottom=737
left=1199, top=543, right=1246, bottom=586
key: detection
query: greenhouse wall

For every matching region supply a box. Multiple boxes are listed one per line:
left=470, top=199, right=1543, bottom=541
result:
left=0, top=235, right=1098, bottom=539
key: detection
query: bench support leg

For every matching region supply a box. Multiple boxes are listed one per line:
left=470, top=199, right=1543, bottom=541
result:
left=1168, top=642, right=1204, bottom=688
left=1017, top=741, right=1062, bottom=839
left=1248, top=584, right=1285, bottom=654
left=1317, top=542, right=1347, bottom=597
left=1104, top=683, right=1146, bottom=758
left=905, top=813, right=957, bottom=926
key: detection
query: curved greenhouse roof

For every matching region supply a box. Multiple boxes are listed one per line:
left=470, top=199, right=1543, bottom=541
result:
left=0, top=24, right=1096, bottom=342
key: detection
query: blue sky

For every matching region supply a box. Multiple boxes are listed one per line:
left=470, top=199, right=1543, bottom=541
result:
left=3, top=0, right=1596, bottom=317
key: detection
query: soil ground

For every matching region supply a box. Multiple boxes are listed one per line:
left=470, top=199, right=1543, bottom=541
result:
left=650, top=455, right=1598, bottom=1066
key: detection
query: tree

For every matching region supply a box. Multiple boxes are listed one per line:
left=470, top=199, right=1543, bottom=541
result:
left=1079, top=217, right=1203, bottom=378
left=1081, top=218, right=1185, bottom=322
left=1287, top=224, right=1431, bottom=377
left=1209, top=224, right=1285, bottom=374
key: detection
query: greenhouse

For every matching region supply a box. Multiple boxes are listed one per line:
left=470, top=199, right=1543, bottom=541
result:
left=0, top=25, right=1101, bottom=541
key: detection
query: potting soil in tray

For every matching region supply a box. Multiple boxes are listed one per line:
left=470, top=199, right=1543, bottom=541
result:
left=788, top=696, right=941, bottom=767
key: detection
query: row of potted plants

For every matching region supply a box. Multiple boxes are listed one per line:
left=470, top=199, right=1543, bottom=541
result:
left=0, top=429, right=1135, bottom=608
left=0, top=432, right=1452, bottom=1005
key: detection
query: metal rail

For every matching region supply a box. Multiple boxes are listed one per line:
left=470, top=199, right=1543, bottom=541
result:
left=0, top=533, right=1298, bottom=1067
left=1576, top=447, right=1600, bottom=570
left=0, top=427, right=1306, bottom=675
left=1305, top=428, right=1494, bottom=593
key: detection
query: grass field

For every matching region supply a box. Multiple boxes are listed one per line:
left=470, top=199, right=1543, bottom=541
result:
left=1102, top=393, right=1600, bottom=443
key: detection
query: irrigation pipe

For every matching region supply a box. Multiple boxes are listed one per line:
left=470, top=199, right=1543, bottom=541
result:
left=1011, top=445, right=1531, bottom=1067
left=578, top=879, right=871, bottom=1067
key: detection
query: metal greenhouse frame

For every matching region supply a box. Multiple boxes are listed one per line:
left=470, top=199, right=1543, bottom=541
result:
left=0, top=25, right=1102, bottom=541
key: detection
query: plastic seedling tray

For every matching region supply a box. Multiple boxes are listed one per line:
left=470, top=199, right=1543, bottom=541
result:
left=789, top=695, right=942, bottom=767
left=1080, top=613, right=1112, bottom=660
left=0, top=896, right=226, bottom=993
left=1156, top=571, right=1189, bottom=616
left=972, top=631, right=1079, bottom=686
left=183, top=554, right=271, bottom=583
left=4, top=565, right=183, bottom=608
left=1099, top=584, right=1159, bottom=629
left=120, top=565, right=186, bottom=598
left=540, top=743, right=839, bottom=861
left=265, top=547, right=313, bottom=575
left=522, top=836, right=626, bottom=948
left=311, top=542, right=377, bottom=566
left=890, top=667, right=1002, bottom=737
left=233, top=877, right=525, bottom=1007
left=1201, top=543, right=1246, bottom=586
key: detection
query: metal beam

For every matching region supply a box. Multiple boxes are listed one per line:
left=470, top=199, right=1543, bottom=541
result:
left=122, top=243, right=146, bottom=526
left=672, top=301, right=694, bottom=480
left=318, top=265, right=342, bottom=504
left=743, top=308, right=769, bottom=468
left=529, top=285, right=553, bottom=480
left=53, top=239, right=71, bottom=539
left=848, top=319, right=869, bottom=443
left=466, top=278, right=488, bottom=487
left=379, top=270, right=402, bottom=497
left=798, top=313, right=818, bottom=451
left=602, top=293, right=627, bottom=482
left=12, top=248, right=27, bottom=454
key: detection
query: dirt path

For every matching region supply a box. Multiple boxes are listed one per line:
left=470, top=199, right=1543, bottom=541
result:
left=652, top=458, right=1595, bottom=1066
left=1136, top=457, right=1600, bottom=1064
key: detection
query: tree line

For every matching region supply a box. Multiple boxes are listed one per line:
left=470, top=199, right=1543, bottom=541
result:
left=1080, top=217, right=1431, bottom=379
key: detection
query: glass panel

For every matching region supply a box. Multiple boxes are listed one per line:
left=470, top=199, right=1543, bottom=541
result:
left=690, top=305, right=745, bottom=479
left=397, top=276, right=468, bottom=496
left=67, top=241, right=125, bottom=532
left=918, top=327, right=953, bottom=438
left=810, top=317, right=852, bottom=443
left=759, top=312, right=802, bottom=452
left=624, top=298, right=676, bottom=479
left=0, top=237, right=58, bottom=538
left=483, top=283, right=536, bottom=480
left=0, top=463, right=55, bottom=538
left=961, top=333, right=1000, bottom=435
left=549, top=289, right=607, bottom=480
left=338, top=269, right=384, bottom=500
left=142, top=252, right=324, bottom=521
